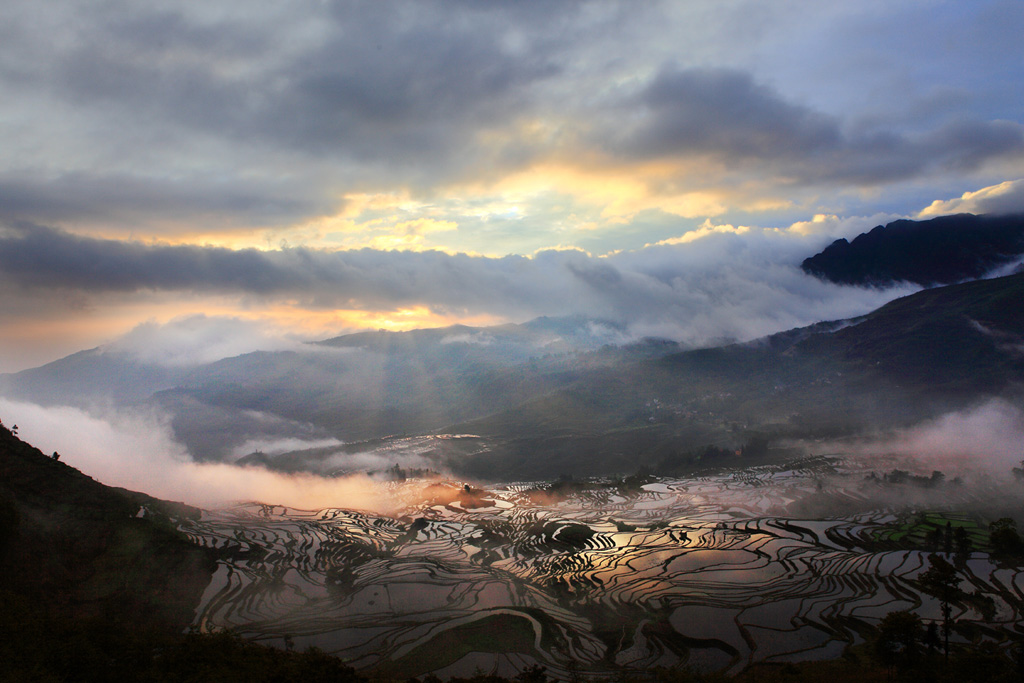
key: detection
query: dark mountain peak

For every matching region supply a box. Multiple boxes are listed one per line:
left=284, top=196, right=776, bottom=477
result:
left=801, top=213, right=1024, bottom=287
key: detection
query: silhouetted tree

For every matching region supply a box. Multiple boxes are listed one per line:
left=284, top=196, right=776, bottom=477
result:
left=954, top=526, right=971, bottom=561
left=923, top=621, right=940, bottom=654
left=875, top=610, right=922, bottom=676
left=990, top=518, right=1023, bottom=557
left=919, top=554, right=961, bottom=661
left=515, top=664, right=548, bottom=683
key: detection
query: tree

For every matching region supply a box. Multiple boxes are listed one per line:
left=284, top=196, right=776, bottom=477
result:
left=953, top=526, right=971, bottom=561
left=989, top=518, right=1023, bottom=557
left=925, top=527, right=944, bottom=551
left=516, top=664, right=548, bottom=683
left=919, top=554, right=961, bottom=661
left=923, top=621, right=940, bottom=654
left=875, top=610, right=922, bottom=676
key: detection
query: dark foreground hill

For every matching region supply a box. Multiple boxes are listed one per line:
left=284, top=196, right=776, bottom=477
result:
left=802, top=213, right=1024, bottom=286
left=0, top=420, right=214, bottom=632
left=0, top=422, right=369, bottom=683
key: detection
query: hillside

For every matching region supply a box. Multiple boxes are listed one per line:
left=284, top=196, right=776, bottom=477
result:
left=795, top=269, right=1024, bottom=391
left=0, top=419, right=214, bottom=633
left=801, top=213, right=1024, bottom=286
left=444, top=272, right=1024, bottom=479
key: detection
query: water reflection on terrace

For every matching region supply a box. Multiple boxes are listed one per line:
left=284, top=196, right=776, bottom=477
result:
left=181, top=456, right=1024, bottom=679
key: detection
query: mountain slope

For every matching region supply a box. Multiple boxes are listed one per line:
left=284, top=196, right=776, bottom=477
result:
left=0, top=420, right=214, bottom=632
left=0, top=347, right=190, bottom=406
left=3, top=275, right=1022, bottom=480
left=0, top=316, right=665, bottom=461
left=795, top=270, right=1024, bottom=391
left=801, top=213, right=1024, bottom=286
left=444, top=272, right=1024, bottom=478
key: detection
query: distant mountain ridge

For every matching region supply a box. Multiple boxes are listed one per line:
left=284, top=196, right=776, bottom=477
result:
left=801, top=213, right=1024, bottom=287
left=443, top=271, right=1024, bottom=478
left=316, top=315, right=637, bottom=356
left=1, top=273, right=1022, bottom=479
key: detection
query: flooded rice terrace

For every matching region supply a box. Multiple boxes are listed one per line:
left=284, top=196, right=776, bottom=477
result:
left=179, top=456, right=1024, bottom=678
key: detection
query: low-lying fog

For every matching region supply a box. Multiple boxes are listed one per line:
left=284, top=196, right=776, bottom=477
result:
left=4, top=394, right=1023, bottom=516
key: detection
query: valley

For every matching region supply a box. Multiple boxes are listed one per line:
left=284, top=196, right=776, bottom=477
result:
left=181, top=456, right=1024, bottom=679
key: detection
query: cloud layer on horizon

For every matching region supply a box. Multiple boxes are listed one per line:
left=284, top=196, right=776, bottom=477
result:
left=0, top=216, right=921, bottom=365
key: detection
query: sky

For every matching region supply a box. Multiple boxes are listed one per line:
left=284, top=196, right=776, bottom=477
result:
left=1, top=0, right=1024, bottom=371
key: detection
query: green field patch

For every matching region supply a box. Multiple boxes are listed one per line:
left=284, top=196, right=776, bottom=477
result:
left=866, top=512, right=987, bottom=550
left=382, top=612, right=538, bottom=677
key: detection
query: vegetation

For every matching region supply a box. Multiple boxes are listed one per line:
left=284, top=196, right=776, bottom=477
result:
left=0, top=599, right=364, bottom=683
left=990, top=518, right=1024, bottom=558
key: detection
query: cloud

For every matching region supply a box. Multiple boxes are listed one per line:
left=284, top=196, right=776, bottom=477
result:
left=850, top=399, right=1024, bottom=475
left=104, top=315, right=311, bottom=366
left=2, top=0, right=576, bottom=180
left=228, top=436, right=345, bottom=461
left=440, top=332, right=495, bottom=346
left=918, top=179, right=1024, bottom=217
left=0, top=171, right=325, bottom=234
left=613, top=66, right=841, bottom=162
left=0, top=220, right=918, bottom=350
left=602, top=65, right=1024, bottom=187
left=0, top=1, right=1021, bottom=243
left=785, top=212, right=904, bottom=239
left=0, top=397, right=397, bottom=511
left=650, top=219, right=750, bottom=246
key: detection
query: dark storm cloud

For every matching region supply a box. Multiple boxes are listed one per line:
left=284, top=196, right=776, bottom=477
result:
left=0, top=172, right=323, bottom=228
left=35, top=0, right=569, bottom=177
left=0, top=0, right=609, bottom=236
left=1, top=1, right=1022, bottom=240
left=607, top=65, right=1024, bottom=185
left=617, top=67, right=842, bottom=160
left=0, top=222, right=538, bottom=308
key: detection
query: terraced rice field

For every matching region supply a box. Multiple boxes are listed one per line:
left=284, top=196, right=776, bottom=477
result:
left=178, top=457, right=1024, bottom=678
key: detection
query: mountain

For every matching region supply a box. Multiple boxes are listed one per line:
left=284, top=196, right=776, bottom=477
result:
left=154, top=323, right=651, bottom=460
left=442, top=272, right=1024, bottom=479
left=0, top=316, right=677, bottom=461
left=316, top=315, right=634, bottom=356
left=801, top=213, right=1024, bottom=286
left=0, top=347, right=191, bottom=406
left=2, top=275, right=1022, bottom=480
left=0, top=422, right=373, bottom=682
